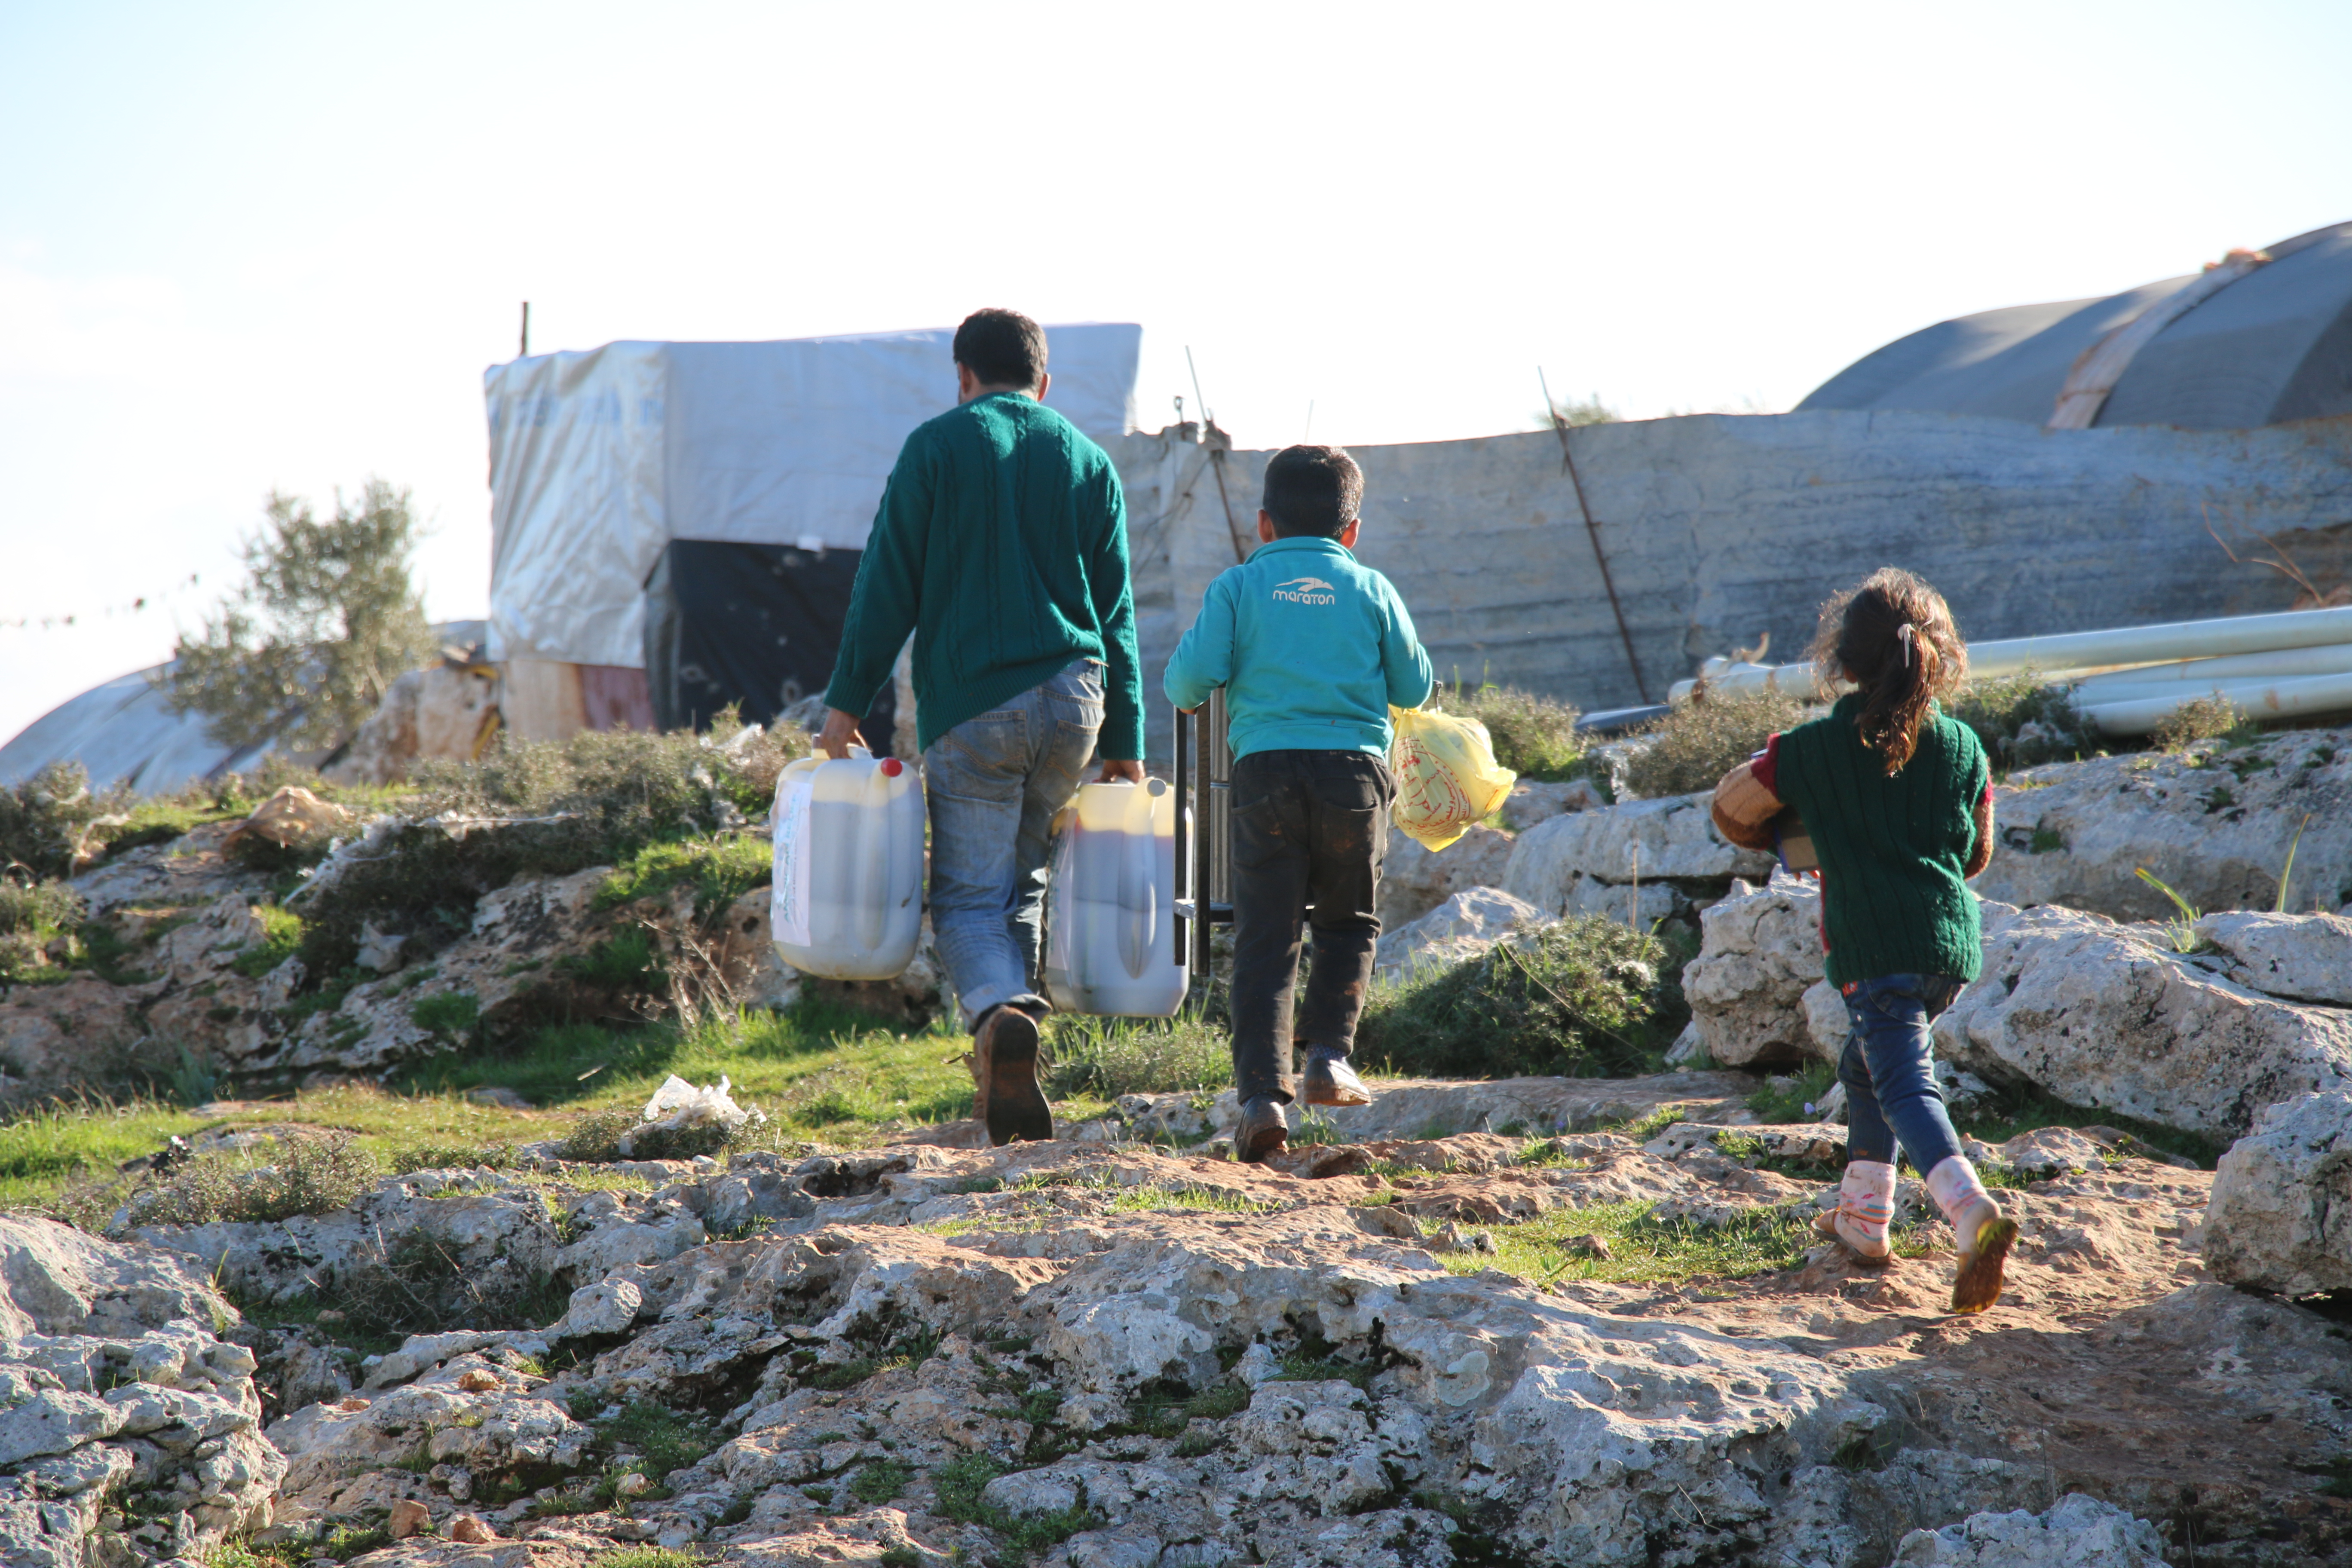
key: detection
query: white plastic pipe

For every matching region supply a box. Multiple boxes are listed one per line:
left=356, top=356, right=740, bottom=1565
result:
left=1670, top=606, right=2352, bottom=706
left=2079, top=669, right=2352, bottom=736
left=2068, top=642, right=2352, bottom=701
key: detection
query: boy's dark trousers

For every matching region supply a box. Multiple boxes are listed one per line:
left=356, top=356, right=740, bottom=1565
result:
left=1227, top=749, right=1394, bottom=1105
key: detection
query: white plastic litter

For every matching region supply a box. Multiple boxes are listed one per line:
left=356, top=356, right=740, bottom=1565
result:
left=617, top=1074, right=761, bottom=1157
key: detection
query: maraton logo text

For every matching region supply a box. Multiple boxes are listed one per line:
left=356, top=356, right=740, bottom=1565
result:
left=1272, top=576, right=1338, bottom=606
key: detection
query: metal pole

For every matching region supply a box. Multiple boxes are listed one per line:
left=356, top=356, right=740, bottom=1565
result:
left=1172, top=705, right=1190, bottom=971
left=1541, top=369, right=1650, bottom=704
left=520, top=301, right=530, bottom=358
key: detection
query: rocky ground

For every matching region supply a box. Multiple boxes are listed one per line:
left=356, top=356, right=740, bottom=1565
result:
left=6, top=1075, right=2349, bottom=1568
left=9, top=730, right=2352, bottom=1565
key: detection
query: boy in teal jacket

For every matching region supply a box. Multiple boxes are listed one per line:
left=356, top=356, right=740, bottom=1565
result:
left=1164, top=445, right=1433, bottom=1160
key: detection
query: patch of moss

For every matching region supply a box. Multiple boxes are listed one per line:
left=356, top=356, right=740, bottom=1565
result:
left=596, top=835, right=772, bottom=918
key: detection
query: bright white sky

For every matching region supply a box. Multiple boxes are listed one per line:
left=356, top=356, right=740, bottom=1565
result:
left=4, top=0, right=2349, bottom=746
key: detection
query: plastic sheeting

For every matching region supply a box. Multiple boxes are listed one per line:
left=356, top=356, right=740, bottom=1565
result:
left=641, top=539, right=894, bottom=744
left=0, top=621, right=487, bottom=796
left=1799, top=220, right=2352, bottom=429
left=484, top=324, right=1142, bottom=670
left=0, top=667, right=274, bottom=794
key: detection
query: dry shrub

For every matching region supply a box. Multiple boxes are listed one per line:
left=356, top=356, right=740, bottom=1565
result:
left=1622, top=690, right=1804, bottom=799
left=0, top=764, right=121, bottom=880
left=114, top=1132, right=379, bottom=1230
left=551, top=1102, right=738, bottom=1164
left=327, top=1227, right=566, bottom=1337
left=1428, top=680, right=1586, bottom=782
left=1950, top=674, right=2096, bottom=769
left=297, top=726, right=789, bottom=980
left=1356, top=916, right=1689, bottom=1079
left=0, top=879, right=85, bottom=983
left=2150, top=692, right=2252, bottom=753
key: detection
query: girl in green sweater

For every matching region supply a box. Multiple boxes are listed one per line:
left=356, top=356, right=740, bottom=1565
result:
left=1712, top=568, right=2015, bottom=1314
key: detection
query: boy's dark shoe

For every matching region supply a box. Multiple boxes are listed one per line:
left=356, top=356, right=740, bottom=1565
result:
left=1301, top=1049, right=1372, bottom=1107
left=971, top=1004, right=1052, bottom=1145
left=1237, top=1096, right=1289, bottom=1163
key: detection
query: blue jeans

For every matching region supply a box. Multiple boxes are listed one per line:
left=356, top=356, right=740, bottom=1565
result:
left=1838, top=973, right=1966, bottom=1173
left=922, top=661, right=1104, bottom=1025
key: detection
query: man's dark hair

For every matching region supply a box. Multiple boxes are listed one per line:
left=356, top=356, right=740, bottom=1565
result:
left=1261, top=445, right=1364, bottom=539
left=952, top=309, right=1047, bottom=390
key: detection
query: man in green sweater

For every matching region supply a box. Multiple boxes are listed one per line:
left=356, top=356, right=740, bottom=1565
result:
left=819, top=309, right=1143, bottom=1145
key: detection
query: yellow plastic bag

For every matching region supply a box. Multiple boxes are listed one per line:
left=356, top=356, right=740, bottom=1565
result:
left=1387, top=705, right=1518, bottom=852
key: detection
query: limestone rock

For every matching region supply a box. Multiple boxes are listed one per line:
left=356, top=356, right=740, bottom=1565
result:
left=1766, top=1447, right=2048, bottom=1568
left=1974, top=732, right=2352, bottom=923
left=0, top=1218, right=284, bottom=1568
left=68, top=819, right=273, bottom=923
left=0, top=974, right=161, bottom=1101
left=1681, top=881, right=1828, bottom=1068
left=1888, top=1493, right=2170, bottom=1567
left=1372, top=886, right=1553, bottom=983
left=1559, top=871, right=1687, bottom=930
left=2204, top=1089, right=2352, bottom=1296
left=1379, top=823, right=1516, bottom=930
left=323, top=661, right=500, bottom=787
left=2195, top=909, right=2352, bottom=1005
left=1502, top=791, right=1773, bottom=916
left=1500, top=777, right=1605, bottom=832
left=269, top=1352, right=589, bottom=1524
left=128, top=1170, right=565, bottom=1311
left=715, top=888, right=804, bottom=1011
left=274, top=864, right=617, bottom=1079
left=1933, top=905, right=2352, bottom=1140
left=1172, top=1072, right=1762, bottom=1143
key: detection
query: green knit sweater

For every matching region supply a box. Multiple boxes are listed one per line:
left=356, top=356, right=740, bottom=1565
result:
left=824, top=392, right=1143, bottom=758
left=1773, top=694, right=1989, bottom=987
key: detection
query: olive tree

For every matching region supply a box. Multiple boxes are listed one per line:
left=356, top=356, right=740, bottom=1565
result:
left=164, top=479, right=439, bottom=750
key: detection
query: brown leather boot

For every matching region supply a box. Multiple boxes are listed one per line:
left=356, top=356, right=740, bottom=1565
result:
left=971, top=1004, right=1052, bottom=1145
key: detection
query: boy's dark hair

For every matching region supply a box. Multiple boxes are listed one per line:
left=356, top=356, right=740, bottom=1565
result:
left=1261, top=445, right=1364, bottom=539
left=952, top=309, right=1047, bottom=390
left=1808, top=566, right=1970, bottom=776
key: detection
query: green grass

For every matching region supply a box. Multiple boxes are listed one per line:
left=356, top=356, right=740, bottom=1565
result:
left=1102, top=1184, right=1275, bottom=1216
left=931, top=1452, right=1099, bottom=1558
left=1041, top=1013, right=1232, bottom=1100
left=596, top=835, right=773, bottom=917
left=848, top=1458, right=913, bottom=1504
left=408, top=989, right=482, bottom=1039
left=1749, top=1061, right=1837, bottom=1124
left=595, top=1400, right=717, bottom=1480
left=1441, top=1199, right=1826, bottom=1287
left=0, top=991, right=1059, bottom=1218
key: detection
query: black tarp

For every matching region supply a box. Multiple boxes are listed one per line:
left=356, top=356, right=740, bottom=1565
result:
left=643, top=540, right=895, bottom=748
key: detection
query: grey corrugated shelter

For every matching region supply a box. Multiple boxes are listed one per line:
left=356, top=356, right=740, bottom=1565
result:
left=0, top=622, right=486, bottom=796
left=1800, top=221, right=2352, bottom=428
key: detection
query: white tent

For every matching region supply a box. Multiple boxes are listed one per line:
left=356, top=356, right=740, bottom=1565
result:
left=483, top=324, right=1143, bottom=671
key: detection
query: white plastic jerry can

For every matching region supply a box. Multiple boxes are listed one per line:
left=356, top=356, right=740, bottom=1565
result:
left=1044, top=777, right=1188, bottom=1017
left=770, top=748, right=925, bottom=980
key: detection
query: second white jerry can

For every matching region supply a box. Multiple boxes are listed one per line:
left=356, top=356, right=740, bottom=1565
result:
left=770, top=748, right=925, bottom=980
left=1044, top=777, right=1188, bottom=1017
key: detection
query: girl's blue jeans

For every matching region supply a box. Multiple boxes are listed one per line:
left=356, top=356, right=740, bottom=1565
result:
left=1837, top=973, right=1966, bottom=1173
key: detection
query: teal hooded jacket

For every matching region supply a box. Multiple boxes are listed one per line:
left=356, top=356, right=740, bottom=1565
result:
left=1163, top=535, right=1434, bottom=760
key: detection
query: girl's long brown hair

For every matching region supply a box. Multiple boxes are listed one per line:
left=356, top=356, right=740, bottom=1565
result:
left=1808, top=567, right=1968, bottom=775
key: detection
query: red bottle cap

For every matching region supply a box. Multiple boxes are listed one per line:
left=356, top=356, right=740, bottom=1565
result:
left=879, top=757, right=903, bottom=777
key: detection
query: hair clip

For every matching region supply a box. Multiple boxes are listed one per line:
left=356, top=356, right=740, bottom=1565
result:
left=1898, top=623, right=1917, bottom=667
